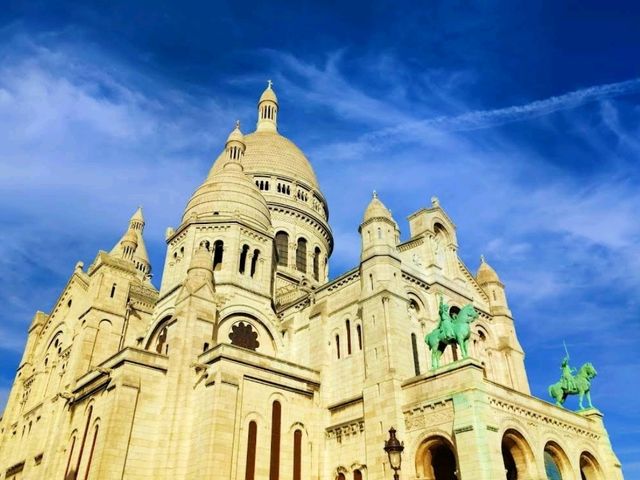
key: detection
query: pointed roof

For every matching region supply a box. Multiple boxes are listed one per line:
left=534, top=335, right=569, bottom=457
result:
left=109, top=207, right=152, bottom=276
left=363, top=191, right=394, bottom=223
left=130, top=206, right=144, bottom=224
left=476, top=255, right=501, bottom=285
left=133, top=230, right=150, bottom=264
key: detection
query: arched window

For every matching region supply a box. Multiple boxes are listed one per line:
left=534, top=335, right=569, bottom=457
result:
left=580, top=452, right=603, bottom=480
left=411, top=333, right=420, bottom=375
left=293, top=429, right=302, bottom=480
left=244, top=420, right=258, bottom=480
left=270, top=401, right=281, bottom=480
left=353, top=470, right=363, bottom=480
left=83, top=425, right=99, bottom=480
left=356, top=325, right=363, bottom=350
left=156, top=326, right=169, bottom=354
left=64, top=435, right=76, bottom=479
left=296, top=238, right=307, bottom=272
left=275, top=232, right=289, bottom=267
left=544, top=442, right=571, bottom=480
left=345, top=320, right=352, bottom=355
left=110, top=283, right=116, bottom=298
left=420, top=437, right=457, bottom=480
left=501, top=429, right=536, bottom=480
left=229, top=322, right=260, bottom=351
left=250, top=249, right=260, bottom=278
left=377, top=227, right=382, bottom=239
left=335, top=335, right=341, bottom=359
left=336, top=473, right=346, bottom=480
left=213, top=240, right=224, bottom=271
left=74, top=406, right=93, bottom=478
left=313, top=247, right=321, bottom=280
left=544, top=451, right=563, bottom=479
left=245, top=421, right=257, bottom=480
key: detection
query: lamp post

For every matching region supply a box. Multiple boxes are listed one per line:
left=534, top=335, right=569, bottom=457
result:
left=384, top=427, right=404, bottom=480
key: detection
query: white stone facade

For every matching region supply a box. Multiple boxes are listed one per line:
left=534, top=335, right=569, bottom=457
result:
left=0, top=84, right=623, bottom=480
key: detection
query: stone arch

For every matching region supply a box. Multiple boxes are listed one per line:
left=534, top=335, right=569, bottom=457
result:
left=142, top=309, right=175, bottom=346
left=415, top=434, right=459, bottom=480
left=406, top=290, right=425, bottom=320
left=45, top=327, right=66, bottom=351
left=543, top=440, right=572, bottom=479
left=579, top=451, right=603, bottom=480
left=90, top=319, right=118, bottom=367
left=335, top=466, right=349, bottom=480
left=144, top=315, right=177, bottom=354
left=501, top=428, right=537, bottom=479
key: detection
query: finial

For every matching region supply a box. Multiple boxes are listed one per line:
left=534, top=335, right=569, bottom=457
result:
left=480, top=254, right=486, bottom=263
left=235, top=119, right=240, bottom=129
left=431, top=196, right=440, bottom=207
left=373, top=190, right=378, bottom=199
left=267, top=79, right=273, bottom=89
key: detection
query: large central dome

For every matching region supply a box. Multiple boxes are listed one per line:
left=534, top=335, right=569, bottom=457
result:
left=187, top=82, right=333, bottom=290
left=208, top=130, right=319, bottom=190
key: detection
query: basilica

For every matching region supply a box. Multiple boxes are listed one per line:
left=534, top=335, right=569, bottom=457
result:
left=0, top=84, right=622, bottom=479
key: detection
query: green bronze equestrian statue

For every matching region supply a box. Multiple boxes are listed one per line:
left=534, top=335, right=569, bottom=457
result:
left=425, top=294, right=478, bottom=369
left=548, top=348, right=597, bottom=410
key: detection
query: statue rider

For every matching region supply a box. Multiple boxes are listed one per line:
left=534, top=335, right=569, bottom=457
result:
left=437, top=294, right=455, bottom=341
left=560, top=355, right=577, bottom=392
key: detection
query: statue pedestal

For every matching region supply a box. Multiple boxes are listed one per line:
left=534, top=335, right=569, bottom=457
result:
left=577, top=407, right=603, bottom=419
left=403, top=357, right=485, bottom=399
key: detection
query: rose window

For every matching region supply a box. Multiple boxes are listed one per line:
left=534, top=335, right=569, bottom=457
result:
left=229, top=322, right=260, bottom=351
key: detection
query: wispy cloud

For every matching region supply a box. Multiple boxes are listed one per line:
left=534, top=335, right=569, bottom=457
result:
left=1, top=29, right=639, bottom=474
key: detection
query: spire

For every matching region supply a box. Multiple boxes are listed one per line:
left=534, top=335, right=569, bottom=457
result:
left=130, top=206, right=144, bottom=230
left=256, top=80, right=278, bottom=132
left=110, top=207, right=152, bottom=278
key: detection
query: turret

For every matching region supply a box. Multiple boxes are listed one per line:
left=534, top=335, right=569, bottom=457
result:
left=476, top=255, right=529, bottom=393
left=476, top=255, right=510, bottom=315
left=186, top=240, right=215, bottom=288
left=110, top=207, right=152, bottom=279
left=359, top=191, right=400, bottom=262
left=256, top=80, right=278, bottom=132
left=224, top=120, right=246, bottom=162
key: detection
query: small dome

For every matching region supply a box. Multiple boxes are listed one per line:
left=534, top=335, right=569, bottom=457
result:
left=476, top=256, right=501, bottom=285
left=259, top=81, right=278, bottom=104
left=363, top=191, right=393, bottom=223
left=182, top=161, right=272, bottom=231
left=226, top=121, right=245, bottom=144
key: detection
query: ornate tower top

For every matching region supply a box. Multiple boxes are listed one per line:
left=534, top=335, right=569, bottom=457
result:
left=256, top=80, right=278, bottom=132
left=223, top=121, right=246, bottom=168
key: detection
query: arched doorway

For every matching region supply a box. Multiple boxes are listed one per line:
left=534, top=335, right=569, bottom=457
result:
left=501, top=429, right=536, bottom=479
left=543, top=442, right=571, bottom=480
left=579, top=452, right=603, bottom=480
left=416, top=436, right=458, bottom=480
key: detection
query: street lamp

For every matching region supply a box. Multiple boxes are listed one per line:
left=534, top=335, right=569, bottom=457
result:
left=384, top=427, right=404, bottom=480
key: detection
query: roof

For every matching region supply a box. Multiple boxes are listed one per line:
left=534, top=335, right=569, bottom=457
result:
left=209, top=130, right=319, bottom=190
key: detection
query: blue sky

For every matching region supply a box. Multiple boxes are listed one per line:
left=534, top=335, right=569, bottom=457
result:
left=1, top=1, right=639, bottom=475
